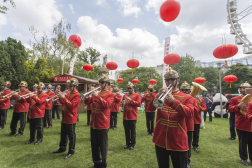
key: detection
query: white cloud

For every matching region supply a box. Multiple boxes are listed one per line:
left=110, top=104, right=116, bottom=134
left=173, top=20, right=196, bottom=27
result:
left=145, top=0, right=162, bottom=14
left=96, top=0, right=106, bottom=6
left=116, top=0, right=141, bottom=17
left=77, top=16, right=164, bottom=70
left=69, top=4, right=74, bottom=14
left=0, top=14, right=7, bottom=27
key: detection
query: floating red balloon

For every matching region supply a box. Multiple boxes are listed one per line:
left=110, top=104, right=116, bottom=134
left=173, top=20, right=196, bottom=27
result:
left=194, top=77, right=205, bottom=84
left=160, top=0, right=181, bottom=22
left=106, top=62, right=118, bottom=70
left=83, top=64, right=93, bottom=76
left=117, top=78, right=123, bottom=83
left=213, top=44, right=238, bottom=59
left=223, top=75, right=237, bottom=88
left=164, top=53, right=181, bottom=65
left=68, top=35, right=82, bottom=48
left=127, top=59, right=139, bottom=75
left=149, top=79, right=157, bottom=85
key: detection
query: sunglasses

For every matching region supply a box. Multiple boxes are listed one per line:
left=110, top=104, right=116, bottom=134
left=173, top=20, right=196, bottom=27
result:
left=165, top=78, right=177, bottom=82
left=127, top=88, right=132, bottom=90
left=99, top=81, right=105, bottom=84
left=181, top=89, right=189, bottom=92
left=68, top=85, right=74, bottom=88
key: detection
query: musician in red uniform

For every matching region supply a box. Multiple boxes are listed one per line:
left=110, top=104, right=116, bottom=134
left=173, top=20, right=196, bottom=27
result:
left=110, top=86, right=122, bottom=130
left=122, top=82, right=141, bottom=150
left=44, top=84, right=54, bottom=129
left=7, top=81, right=30, bottom=137
left=53, top=78, right=81, bottom=159
left=52, top=85, right=61, bottom=120
left=25, top=82, right=47, bottom=145
left=0, top=81, right=11, bottom=130
left=86, top=74, right=114, bottom=167
left=141, top=85, right=157, bottom=136
left=27, top=84, right=38, bottom=123
left=228, top=81, right=252, bottom=166
left=84, top=85, right=95, bottom=126
left=152, top=68, right=194, bottom=168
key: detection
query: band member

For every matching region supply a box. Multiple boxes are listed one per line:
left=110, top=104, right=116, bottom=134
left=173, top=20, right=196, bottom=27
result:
left=0, top=81, right=11, bottom=130
left=229, top=81, right=252, bottom=166
left=110, top=86, right=122, bottom=130
left=7, top=81, right=29, bottom=137
left=86, top=74, right=114, bottom=167
left=44, top=84, right=54, bottom=129
left=152, top=68, right=194, bottom=168
left=25, top=82, right=47, bottom=145
left=122, top=82, right=141, bottom=150
left=52, top=85, right=61, bottom=120
left=53, top=78, right=81, bottom=159
left=84, top=85, right=95, bottom=126
left=141, top=85, right=157, bottom=136
left=27, top=84, right=38, bottom=123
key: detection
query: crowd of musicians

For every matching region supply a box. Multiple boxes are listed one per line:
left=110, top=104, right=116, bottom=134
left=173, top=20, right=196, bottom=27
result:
left=0, top=68, right=252, bottom=168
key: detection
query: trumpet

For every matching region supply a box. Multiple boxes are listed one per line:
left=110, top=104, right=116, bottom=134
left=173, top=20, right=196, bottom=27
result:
left=153, top=84, right=173, bottom=109
left=19, top=91, right=36, bottom=98
left=2, top=89, right=20, bottom=98
left=46, top=90, right=68, bottom=103
left=80, top=87, right=100, bottom=100
left=121, top=93, right=129, bottom=112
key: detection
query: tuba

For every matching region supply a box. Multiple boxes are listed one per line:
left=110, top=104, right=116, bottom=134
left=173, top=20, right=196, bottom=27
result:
left=190, top=82, right=207, bottom=106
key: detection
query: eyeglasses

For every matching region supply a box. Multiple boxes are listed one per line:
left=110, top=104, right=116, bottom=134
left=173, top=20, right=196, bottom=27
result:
left=165, top=78, right=177, bottom=82
left=68, top=85, right=74, bottom=88
left=99, top=81, right=105, bottom=84
left=181, top=89, right=189, bottom=92
left=127, top=88, right=132, bottom=90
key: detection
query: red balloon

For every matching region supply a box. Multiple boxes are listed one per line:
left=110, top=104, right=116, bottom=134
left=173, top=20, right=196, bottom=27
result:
left=83, top=64, right=93, bottom=71
left=117, top=78, right=123, bottom=83
left=132, top=79, right=139, bottom=84
left=106, top=62, right=118, bottom=70
left=68, top=35, right=82, bottom=48
left=223, top=75, right=237, bottom=83
left=213, top=44, right=238, bottom=59
left=149, top=79, right=157, bottom=85
left=194, top=77, right=205, bottom=84
left=160, top=0, right=181, bottom=22
left=164, top=53, right=181, bottom=65
left=127, top=59, right=139, bottom=69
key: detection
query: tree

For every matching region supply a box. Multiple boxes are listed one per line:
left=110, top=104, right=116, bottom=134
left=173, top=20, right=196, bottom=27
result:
left=78, top=47, right=101, bottom=65
left=222, top=63, right=252, bottom=94
left=24, top=58, right=55, bottom=90
left=0, top=0, right=15, bottom=14
left=117, top=67, right=162, bottom=93
left=173, top=54, right=204, bottom=88
left=196, top=67, right=219, bottom=91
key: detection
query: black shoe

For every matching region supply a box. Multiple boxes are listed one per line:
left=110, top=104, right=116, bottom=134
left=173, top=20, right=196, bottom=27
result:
left=229, top=137, right=235, bottom=140
left=34, top=140, right=42, bottom=145
left=193, top=147, right=199, bottom=153
left=187, top=164, right=191, bottom=168
left=15, top=133, right=23, bottom=137
left=129, top=146, right=134, bottom=150
left=52, top=118, right=55, bottom=119
left=124, top=144, right=129, bottom=149
left=241, top=160, right=249, bottom=166
left=151, top=133, right=154, bottom=136
left=0, top=126, right=4, bottom=130
left=25, top=140, right=34, bottom=145
left=113, top=127, right=116, bottom=130
left=53, top=148, right=66, bottom=153
left=146, top=132, right=150, bottom=135
left=56, top=119, right=60, bottom=120
left=64, top=153, right=74, bottom=159
left=6, top=132, right=15, bottom=136
left=43, top=125, right=46, bottom=128
left=86, top=124, right=90, bottom=126
left=47, top=126, right=52, bottom=129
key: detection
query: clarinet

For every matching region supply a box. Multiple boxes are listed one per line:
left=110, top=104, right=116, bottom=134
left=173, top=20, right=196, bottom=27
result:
left=121, top=93, right=129, bottom=112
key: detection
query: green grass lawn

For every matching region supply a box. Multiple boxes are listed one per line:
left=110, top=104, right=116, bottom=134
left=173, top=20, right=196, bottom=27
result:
left=0, top=110, right=243, bottom=168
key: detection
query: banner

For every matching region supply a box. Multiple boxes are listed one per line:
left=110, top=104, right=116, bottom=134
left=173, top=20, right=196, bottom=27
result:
left=69, top=57, right=76, bottom=75
left=163, top=37, right=170, bottom=87
left=53, top=76, right=72, bottom=82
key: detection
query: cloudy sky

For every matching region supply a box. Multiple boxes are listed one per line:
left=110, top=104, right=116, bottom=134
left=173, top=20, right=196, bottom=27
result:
left=1, top=0, right=251, bottom=74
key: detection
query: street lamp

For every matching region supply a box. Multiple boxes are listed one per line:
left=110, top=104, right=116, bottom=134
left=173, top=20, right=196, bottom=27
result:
left=213, top=86, right=217, bottom=95
left=216, top=62, right=223, bottom=118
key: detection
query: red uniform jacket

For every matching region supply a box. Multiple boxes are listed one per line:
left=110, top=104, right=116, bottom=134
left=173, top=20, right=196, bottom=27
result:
left=87, top=89, right=114, bottom=129
left=27, top=92, right=47, bottom=118
left=12, top=89, right=30, bottom=112
left=186, top=97, right=198, bottom=131
left=141, top=93, right=158, bottom=112
left=110, top=93, right=122, bottom=112
left=152, top=90, right=194, bottom=151
left=122, top=92, right=141, bottom=120
left=53, top=98, right=61, bottom=105
left=84, top=97, right=92, bottom=110
left=194, top=97, right=207, bottom=124
left=228, top=95, right=252, bottom=132
left=0, top=89, right=11, bottom=109
left=60, top=90, right=81, bottom=124
left=45, top=91, right=55, bottom=109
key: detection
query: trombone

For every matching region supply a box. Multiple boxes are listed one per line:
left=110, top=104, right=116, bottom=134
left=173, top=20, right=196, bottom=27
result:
left=80, top=87, right=100, bottom=100
left=153, top=84, right=173, bottom=109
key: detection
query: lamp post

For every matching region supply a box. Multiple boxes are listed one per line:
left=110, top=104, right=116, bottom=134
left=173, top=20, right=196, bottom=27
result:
left=216, top=62, right=223, bottom=118
left=213, top=86, right=217, bottom=95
